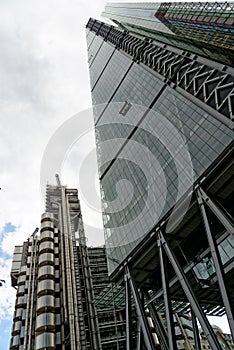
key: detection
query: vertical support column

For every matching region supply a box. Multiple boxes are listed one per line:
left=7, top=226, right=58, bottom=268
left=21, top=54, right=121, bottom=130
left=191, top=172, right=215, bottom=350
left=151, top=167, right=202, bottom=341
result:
left=145, top=291, right=169, bottom=350
left=125, top=273, right=132, bottom=350
left=126, top=266, right=156, bottom=350
left=24, top=235, right=38, bottom=350
left=158, top=230, right=222, bottom=350
left=137, top=291, right=146, bottom=350
left=61, top=187, right=77, bottom=350
left=136, top=317, right=143, bottom=350
left=157, top=234, right=177, bottom=350
left=197, top=189, right=234, bottom=338
left=191, top=310, right=201, bottom=350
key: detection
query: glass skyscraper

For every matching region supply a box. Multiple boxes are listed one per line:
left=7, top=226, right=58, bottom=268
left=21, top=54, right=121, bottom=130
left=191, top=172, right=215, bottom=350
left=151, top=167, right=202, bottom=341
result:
left=86, top=2, right=234, bottom=349
left=87, top=3, right=234, bottom=274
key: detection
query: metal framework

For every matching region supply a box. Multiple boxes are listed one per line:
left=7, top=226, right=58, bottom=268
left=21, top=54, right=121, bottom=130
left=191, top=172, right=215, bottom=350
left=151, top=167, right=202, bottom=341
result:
left=87, top=18, right=234, bottom=128
left=86, top=17, right=234, bottom=350
left=119, top=183, right=234, bottom=349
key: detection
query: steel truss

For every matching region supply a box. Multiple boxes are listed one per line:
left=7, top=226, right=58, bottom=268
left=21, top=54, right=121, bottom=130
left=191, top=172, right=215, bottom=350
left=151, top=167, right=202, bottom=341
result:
left=122, top=186, right=234, bottom=349
left=87, top=18, right=234, bottom=128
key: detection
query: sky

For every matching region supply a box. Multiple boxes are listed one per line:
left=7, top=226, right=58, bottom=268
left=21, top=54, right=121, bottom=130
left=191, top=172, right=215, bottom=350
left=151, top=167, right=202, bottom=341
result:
left=0, top=0, right=231, bottom=347
left=0, top=0, right=108, bottom=346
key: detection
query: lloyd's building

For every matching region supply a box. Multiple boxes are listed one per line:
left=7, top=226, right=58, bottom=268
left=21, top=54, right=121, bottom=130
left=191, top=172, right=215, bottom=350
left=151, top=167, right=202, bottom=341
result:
left=86, top=2, right=234, bottom=349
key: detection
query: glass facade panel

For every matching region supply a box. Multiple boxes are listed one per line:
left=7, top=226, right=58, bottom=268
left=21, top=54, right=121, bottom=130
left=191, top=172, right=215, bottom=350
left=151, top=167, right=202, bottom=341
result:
left=219, top=234, right=234, bottom=265
left=95, top=63, right=164, bottom=175
left=89, top=41, right=115, bottom=88
left=88, top=35, right=103, bottom=67
left=96, top=66, right=234, bottom=272
left=193, top=233, right=234, bottom=280
left=86, top=29, right=96, bottom=48
left=91, top=48, right=133, bottom=122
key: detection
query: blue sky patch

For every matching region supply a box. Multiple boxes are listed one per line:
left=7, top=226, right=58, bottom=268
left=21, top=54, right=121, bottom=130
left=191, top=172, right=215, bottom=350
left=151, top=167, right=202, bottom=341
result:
left=2, top=223, right=16, bottom=234
left=0, top=222, right=17, bottom=257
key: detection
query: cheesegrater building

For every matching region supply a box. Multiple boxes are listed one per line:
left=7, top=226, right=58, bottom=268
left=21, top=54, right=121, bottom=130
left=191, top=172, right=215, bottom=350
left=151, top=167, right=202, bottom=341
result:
left=9, top=183, right=126, bottom=350
left=86, top=2, right=234, bottom=349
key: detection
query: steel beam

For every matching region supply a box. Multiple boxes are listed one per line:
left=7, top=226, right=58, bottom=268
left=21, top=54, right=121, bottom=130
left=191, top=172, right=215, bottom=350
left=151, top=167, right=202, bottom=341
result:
left=158, top=230, right=222, bottom=350
left=191, top=310, right=202, bottom=350
left=197, top=189, right=234, bottom=338
left=125, top=273, right=133, bottom=350
left=126, top=266, right=156, bottom=350
left=158, top=235, right=178, bottom=350
left=199, top=187, right=234, bottom=235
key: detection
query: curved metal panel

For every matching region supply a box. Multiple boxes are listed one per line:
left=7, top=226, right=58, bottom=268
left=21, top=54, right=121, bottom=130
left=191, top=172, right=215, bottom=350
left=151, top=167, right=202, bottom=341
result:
left=35, top=332, right=55, bottom=350
left=36, top=313, right=55, bottom=332
left=38, top=253, right=54, bottom=266
left=37, top=279, right=55, bottom=295
left=38, top=265, right=54, bottom=280
left=39, top=241, right=54, bottom=254
left=40, top=230, right=54, bottom=242
left=37, top=295, right=55, bottom=312
left=40, top=221, right=54, bottom=232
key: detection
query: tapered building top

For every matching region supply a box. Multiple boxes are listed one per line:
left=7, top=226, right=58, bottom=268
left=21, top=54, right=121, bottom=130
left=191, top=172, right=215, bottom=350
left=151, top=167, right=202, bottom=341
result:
left=102, top=2, right=234, bottom=65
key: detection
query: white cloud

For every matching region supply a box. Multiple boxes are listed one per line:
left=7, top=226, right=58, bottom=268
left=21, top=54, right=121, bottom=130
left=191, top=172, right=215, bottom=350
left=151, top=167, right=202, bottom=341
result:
left=1, top=229, right=26, bottom=256
left=0, top=0, right=107, bottom=250
left=0, top=258, right=16, bottom=322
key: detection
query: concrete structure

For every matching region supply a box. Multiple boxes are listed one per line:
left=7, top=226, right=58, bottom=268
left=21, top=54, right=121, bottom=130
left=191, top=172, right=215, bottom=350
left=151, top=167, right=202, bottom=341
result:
left=86, top=2, right=234, bottom=349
